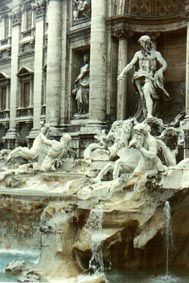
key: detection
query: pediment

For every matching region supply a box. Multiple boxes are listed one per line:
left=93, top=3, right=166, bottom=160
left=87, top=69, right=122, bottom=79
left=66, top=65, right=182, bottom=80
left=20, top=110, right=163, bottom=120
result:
left=17, top=67, right=34, bottom=77
left=0, top=72, right=10, bottom=81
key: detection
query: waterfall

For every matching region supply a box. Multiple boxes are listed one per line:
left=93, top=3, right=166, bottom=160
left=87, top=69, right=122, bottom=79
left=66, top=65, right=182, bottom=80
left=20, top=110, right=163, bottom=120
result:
left=86, top=207, right=104, bottom=275
left=164, top=201, right=172, bottom=278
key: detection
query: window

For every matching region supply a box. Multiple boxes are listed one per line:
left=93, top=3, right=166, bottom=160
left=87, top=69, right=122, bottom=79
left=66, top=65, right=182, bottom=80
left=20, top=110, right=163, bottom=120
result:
left=0, top=87, right=6, bottom=110
left=4, top=15, right=9, bottom=38
left=21, top=81, right=30, bottom=108
left=26, top=9, right=32, bottom=30
left=0, top=72, right=10, bottom=112
left=17, top=67, right=33, bottom=110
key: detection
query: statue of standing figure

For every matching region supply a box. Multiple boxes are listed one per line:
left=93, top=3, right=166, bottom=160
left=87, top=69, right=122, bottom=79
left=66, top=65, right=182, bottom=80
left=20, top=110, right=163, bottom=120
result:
left=118, top=35, right=170, bottom=119
left=72, top=54, right=90, bottom=115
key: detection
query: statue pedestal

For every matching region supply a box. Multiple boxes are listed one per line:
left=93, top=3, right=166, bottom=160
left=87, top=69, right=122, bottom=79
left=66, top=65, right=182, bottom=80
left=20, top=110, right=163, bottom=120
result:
left=4, top=129, right=17, bottom=149
left=68, top=119, right=109, bottom=158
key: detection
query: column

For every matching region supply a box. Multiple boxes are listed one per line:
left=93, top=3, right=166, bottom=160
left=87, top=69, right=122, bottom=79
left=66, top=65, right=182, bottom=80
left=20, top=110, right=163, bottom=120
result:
left=0, top=17, right=3, bottom=40
left=6, top=83, right=9, bottom=110
left=21, top=8, right=25, bottom=32
left=183, top=21, right=189, bottom=157
left=29, top=77, right=33, bottom=107
left=8, top=15, right=11, bottom=37
left=4, top=6, right=21, bottom=147
left=89, top=0, right=107, bottom=121
left=31, top=9, right=35, bottom=29
left=30, top=3, right=44, bottom=132
left=106, top=29, right=118, bottom=120
left=116, top=33, right=128, bottom=120
left=2, top=16, right=5, bottom=38
left=46, top=0, right=62, bottom=126
left=60, top=0, right=68, bottom=124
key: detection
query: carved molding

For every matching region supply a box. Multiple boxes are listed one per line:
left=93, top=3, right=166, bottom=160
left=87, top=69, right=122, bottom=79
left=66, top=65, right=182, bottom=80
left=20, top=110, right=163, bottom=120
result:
left=12, top=9, right=21, bottom=26
left=112, top=29, right=133, bottom=39
left=107, top=15, right=187, bottom=33
left=19, top=40, right=35, bottom=55
left=0, top=47, right=11, bottom=61
left=32, top=0, right=46, bottom=17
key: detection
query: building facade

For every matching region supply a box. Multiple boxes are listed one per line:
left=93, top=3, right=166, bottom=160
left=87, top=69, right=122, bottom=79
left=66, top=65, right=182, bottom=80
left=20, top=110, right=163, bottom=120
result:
left=0, top=0, right=188, bottom=151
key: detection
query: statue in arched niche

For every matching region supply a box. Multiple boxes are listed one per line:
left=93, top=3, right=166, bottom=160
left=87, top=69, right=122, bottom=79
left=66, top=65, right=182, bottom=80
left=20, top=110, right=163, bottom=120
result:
left=118, top=35, right=170, bottom=120
left=72, top=54, right=90, bottom=115
left=73, top=0, right=91, bottom=22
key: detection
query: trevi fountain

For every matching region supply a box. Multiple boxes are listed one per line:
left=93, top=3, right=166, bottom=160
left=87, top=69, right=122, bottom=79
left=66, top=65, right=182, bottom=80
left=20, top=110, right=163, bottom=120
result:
left=0, top=34, right=189, bottom=283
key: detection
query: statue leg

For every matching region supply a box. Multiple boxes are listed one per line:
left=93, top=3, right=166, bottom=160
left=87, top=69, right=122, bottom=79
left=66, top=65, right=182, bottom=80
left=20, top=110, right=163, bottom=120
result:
left=94, top=163, right=114, bottom=182
left=7, top=147, right=34, bottom=162
left=142, top=80, right=155, bottom=118
left=113, top=160, right=125, bottom=179
left=6, top=147, right=21, bottom=162
left=135, top=79, right=147, bottom=118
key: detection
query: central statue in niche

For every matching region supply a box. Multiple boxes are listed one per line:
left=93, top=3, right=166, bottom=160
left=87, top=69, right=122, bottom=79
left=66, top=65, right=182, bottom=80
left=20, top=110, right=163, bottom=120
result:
left=118, top=35, right=170, bottom=119
left=72, top=54, right=90, bottom=115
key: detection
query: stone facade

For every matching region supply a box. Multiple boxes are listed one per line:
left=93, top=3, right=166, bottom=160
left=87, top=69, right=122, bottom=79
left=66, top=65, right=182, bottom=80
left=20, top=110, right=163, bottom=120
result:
left=0, top=0, right=188, bottom=150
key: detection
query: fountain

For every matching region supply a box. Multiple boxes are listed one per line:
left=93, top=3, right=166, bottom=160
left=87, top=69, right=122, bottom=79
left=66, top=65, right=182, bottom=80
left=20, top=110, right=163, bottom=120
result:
left=1, top=33, right=189, bottom=283
left=164, top=201, right=172, bottom=279
left=87, top=207, right=104, bottom=275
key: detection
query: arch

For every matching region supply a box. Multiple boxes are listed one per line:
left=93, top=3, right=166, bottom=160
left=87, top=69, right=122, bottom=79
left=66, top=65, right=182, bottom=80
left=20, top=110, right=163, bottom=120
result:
left=0, top=6, right=10, bottom=14
left=115, top=0, right=184, bottom=17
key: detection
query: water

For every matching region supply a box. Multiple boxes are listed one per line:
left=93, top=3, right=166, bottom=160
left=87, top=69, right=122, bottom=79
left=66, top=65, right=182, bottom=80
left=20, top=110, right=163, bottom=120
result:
left=164, top=201, right=172, bottom=277
left=86, top=207, right=104, bottom=275
left=0, top=249, right=39, bottom=282
left=106, top=270, right=189, bottom=283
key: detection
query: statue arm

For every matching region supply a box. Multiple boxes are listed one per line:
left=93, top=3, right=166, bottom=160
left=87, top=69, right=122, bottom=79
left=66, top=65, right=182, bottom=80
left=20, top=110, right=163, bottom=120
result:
left=118, top=52, right=139, bottom=80
left=40, top=133, right=53, bottom=146
left=155, top=51, right=167, bottom=79
left=139, top=145, right=157, bottom=160
left=131, top=135, right=157, bottom=159
left=75, top=65, right=89, bottom=83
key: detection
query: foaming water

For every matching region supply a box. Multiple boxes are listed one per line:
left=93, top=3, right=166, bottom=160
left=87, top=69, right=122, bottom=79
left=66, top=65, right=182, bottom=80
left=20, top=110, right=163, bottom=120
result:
left=87, top=207, right=104, bottom=274
left=164, top=201, right=172, bottom=277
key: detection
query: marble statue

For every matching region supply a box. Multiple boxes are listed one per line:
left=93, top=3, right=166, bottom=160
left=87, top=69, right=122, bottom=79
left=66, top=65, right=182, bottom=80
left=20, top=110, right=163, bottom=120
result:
left=73, top=0, right=91, bottom=21
left=93, top=119, right=181, bottom=182
left=129, top=122, right=173, bottom=175
left=83, top=120, right=124, bottom=161
left=72, top=54, right=90, bottom=114
left=118, top=35, right=170, bottom=119
left=39, top=133, right=72, bottom=171
left=94, top=119, right=140, bottom=181
left=6, top=124, right=50, bottom=163
left=159, top=127, right=184, bottom=163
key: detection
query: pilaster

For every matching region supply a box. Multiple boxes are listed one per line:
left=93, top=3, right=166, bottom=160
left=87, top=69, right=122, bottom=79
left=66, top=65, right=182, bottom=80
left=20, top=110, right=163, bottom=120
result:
left=4, top=6, right=21, bottom=146
left=114, top=30, right=132, bottom=120
left=183, top=4, right=189, bottom=157
left=45, top=0, right=62, bottom=126
left=60, top=0, right=68, bottom=124
left=30, top=1, right=46, bottom=134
